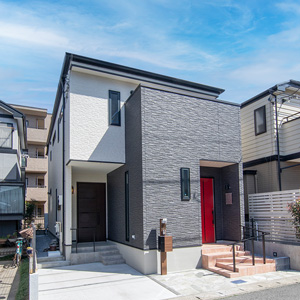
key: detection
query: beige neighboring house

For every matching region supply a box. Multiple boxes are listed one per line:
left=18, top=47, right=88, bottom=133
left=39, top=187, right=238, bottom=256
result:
left=241, top=80, right=300, bottom=221
left=11, top=104, right=51, bottom=229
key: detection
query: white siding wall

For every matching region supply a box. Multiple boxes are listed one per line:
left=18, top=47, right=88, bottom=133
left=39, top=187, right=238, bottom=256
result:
left=241, top=96, right=276, bottom=162
left=281, top=118, right=300, bottom=155
left=69, top=71, right=138, bottom=163
left=48, top=97, right=64, bottom=235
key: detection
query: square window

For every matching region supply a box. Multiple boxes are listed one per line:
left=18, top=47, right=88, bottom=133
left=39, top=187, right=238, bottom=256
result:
left=109, top=90, right=121, bottom=126
left=180, top=168, right=190, bottom=200
left=254, top=106, right=266, bottom=135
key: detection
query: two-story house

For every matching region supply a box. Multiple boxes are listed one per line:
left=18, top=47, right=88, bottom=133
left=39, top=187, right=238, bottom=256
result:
left=47, top=53, right=244, bottom=274
left=0, top=100, right=26, bottom=236
left=11, top=104, right=51, bottom=230
left=241, top=80, right=300, bottom=220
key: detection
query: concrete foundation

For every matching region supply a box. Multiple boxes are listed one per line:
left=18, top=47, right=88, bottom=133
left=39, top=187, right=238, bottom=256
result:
left=246, top=240, right=298, bottom=270
left=111, top=241, right=202, bottom=275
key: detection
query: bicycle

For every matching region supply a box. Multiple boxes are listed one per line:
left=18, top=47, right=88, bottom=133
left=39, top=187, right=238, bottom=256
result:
left=13, top=238, right=24, bottom=267
left=3, top=238, right=24, bottom=269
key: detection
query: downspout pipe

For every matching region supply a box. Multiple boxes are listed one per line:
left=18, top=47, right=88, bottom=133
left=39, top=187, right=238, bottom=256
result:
left=59, top=76, right=66, bottom=253
left=274, top=94, right=282, bottom=191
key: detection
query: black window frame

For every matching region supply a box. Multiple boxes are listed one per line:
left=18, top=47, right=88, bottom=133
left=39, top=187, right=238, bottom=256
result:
left=125, top=171, right=130, bottom=241
left=0, top=122, right=13, bottom=149
left=52, top=131, right=56, bottom=146
left=180, top=168, right=190, bottom=201
left=254, top=105, right=267, bottom=136
left=109, top=90, right=121, bottom=126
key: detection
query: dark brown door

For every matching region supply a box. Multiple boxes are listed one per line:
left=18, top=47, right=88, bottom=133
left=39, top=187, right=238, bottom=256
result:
left=77, top=182, right=106, bottom=243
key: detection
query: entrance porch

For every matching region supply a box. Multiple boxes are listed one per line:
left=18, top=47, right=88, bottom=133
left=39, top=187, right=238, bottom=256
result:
left=200, top=159, right=244, bottom=243
left=63, top=160, right=123, bottom=261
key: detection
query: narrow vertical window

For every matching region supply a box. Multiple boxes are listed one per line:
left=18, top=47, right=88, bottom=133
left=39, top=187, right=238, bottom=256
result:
left=125, top=171, right=129, bottom=241
left=181, top=168, right=190, bottom=200
left=254, top=106, right=266, bottom=135
left=109, top=90, right=121, bottom=126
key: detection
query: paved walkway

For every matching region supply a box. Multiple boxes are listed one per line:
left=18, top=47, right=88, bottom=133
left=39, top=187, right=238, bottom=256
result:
left=150, top=268, right=300, bottom=300
left=38, top=262, right=176, bottom=300
left=0, top=261, right=18, bottom=300
left=38, top=262, right=300, bottom=300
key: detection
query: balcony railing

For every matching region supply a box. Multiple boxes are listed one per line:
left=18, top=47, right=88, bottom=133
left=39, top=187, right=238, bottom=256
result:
left=26, top=157, right=48, bottom=172
left=27, top=127, right=48, bottom=144
left=26, top=186, right=47, bottom=202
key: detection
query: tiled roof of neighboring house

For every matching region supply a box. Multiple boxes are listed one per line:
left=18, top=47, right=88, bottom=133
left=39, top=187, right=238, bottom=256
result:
left=241, top=80, right=300, bottom=108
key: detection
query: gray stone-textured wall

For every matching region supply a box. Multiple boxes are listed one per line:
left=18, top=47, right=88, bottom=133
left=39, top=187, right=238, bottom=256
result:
left=140, top=86, right=242, bottom=249
left=107, top=88, right=144, bottom=249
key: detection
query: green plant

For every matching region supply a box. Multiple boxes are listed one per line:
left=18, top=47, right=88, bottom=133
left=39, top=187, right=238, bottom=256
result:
left=288, top=198, right=300, bottom=237
left=24, top=202, right=36, bottom=226
left=16, top=258, right=29, bottom=300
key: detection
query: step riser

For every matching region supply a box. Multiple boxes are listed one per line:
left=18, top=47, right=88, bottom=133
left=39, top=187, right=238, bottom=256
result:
left=216, top=257, right=275, bottom=264
left=38, top=261, right=70, bottom=269
left=202, top=243, right=278, bottom=278
left=202, top=251, right=251, bottom=269
left=202, top=245, right=242, bottom=254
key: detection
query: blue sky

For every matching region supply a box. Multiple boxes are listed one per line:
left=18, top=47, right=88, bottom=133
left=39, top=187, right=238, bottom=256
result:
left=0, top=0, right=300, bottom=112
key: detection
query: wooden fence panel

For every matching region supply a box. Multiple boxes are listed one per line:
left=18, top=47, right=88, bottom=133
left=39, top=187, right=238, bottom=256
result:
left=249, top=189, right=300, bottom=243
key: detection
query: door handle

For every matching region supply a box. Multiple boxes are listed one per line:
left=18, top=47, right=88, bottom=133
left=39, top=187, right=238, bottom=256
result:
left=212, top=210, right=214, bottom=225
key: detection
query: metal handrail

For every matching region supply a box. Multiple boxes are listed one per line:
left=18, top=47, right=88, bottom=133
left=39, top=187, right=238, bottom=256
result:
left=230, top=224, right=270, bottom=272
left=70, top=227, right=96, bottom=253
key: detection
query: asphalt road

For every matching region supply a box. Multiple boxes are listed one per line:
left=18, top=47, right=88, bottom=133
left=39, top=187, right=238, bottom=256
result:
left=222, top=283, right=300, bottom=300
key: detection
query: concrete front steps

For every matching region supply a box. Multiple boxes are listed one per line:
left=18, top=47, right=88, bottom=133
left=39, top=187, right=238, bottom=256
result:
left=37, top=242, right=125, bottom=268
left=37, top=255, right=70, bottom=269
left=202, top=243, right=276, bottom=278
left=70, top=242, right=125, bottom=265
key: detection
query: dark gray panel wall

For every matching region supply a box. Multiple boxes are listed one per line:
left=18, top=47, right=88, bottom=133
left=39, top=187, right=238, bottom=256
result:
left=107, top=88, right=144, bottom=249
left=221, top=164, right=242, bottom=240
left=141, top=86, right=242, bottom=249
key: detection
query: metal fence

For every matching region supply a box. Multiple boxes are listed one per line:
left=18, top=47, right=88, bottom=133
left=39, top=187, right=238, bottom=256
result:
left=249, top=189, right=300, bottom=243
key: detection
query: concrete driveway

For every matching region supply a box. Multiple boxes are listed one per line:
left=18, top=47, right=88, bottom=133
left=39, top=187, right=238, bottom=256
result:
left=38, top=262, right=177, bottom=300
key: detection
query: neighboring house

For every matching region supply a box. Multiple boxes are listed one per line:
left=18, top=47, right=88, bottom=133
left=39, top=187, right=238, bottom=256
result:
left=11, top=104, right=51, bottom=229
left=241, top=80, right=300, bottom=220
left=0, top=100, right=26, bottom=236
left=47, top=53, right=243, bottom=274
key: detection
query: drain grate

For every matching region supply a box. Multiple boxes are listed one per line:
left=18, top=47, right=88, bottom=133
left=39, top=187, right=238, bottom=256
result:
left=231, top=279, right=247, bottom=284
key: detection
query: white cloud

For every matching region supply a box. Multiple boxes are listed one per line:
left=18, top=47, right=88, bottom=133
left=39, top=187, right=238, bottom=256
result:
left=276, top=2, right=300, bottom=15
left=0, top=22, right=70, bottom=48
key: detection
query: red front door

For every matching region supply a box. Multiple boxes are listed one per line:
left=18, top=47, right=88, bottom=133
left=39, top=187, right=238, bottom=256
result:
left=201, top=178, right=215, bottom=243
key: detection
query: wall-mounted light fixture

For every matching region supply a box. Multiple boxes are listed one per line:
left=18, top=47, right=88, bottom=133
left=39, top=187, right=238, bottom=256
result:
left=225, top=184, right=231, bottom=190
left=72, top=186, right=74, bottom=194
